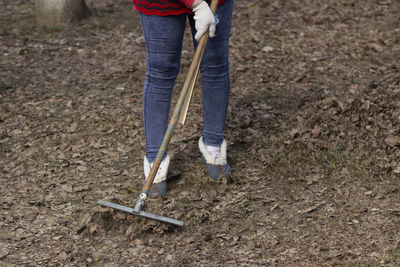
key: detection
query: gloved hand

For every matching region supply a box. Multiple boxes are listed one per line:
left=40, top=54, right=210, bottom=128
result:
left=192, top=1, right=216, bottom=41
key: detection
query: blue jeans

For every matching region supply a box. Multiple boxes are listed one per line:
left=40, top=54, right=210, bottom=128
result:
left=139, top=0, right=233, bottom=162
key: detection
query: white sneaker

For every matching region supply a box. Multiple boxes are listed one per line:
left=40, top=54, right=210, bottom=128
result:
left=143, top=154, right=170, bottom=198
left=198, top=137, right=231, bottom=179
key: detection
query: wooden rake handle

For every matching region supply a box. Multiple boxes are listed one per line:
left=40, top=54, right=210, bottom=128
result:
left=142, top=0, right=220, bottom=194
left=178, top=0, right=219, bottom=125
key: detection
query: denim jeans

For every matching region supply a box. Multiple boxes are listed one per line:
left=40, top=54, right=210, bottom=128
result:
left=139, top=0, right=233, bottom=162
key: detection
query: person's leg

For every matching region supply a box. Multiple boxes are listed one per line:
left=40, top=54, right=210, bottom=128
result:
left=188, top=0, right=234, bottom=179
left=189, top=0, right=233, bottom=147
left=139, top=13, right=186, bottom=197
left=140, top=13, right=186, bottom=162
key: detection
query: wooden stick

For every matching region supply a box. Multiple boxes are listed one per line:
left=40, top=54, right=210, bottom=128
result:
left=178, top=0, right=219, bottom=125
left=178, top=49, right=202, bottom=124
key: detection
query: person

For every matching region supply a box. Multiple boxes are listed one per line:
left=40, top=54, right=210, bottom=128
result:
left=132, top=0, right=233, bottom=198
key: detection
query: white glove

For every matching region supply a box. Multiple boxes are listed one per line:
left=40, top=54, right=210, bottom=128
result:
left=192, top=1, right=216, bottom=41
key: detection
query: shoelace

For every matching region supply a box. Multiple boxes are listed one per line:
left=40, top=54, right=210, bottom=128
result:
left=210, top=150, right=221, bottom=158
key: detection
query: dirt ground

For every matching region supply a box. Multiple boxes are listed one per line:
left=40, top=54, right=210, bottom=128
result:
left=1, top=0, right=400, bottom=266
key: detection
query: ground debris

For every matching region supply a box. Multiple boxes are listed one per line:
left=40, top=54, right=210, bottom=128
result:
left=1, top=0, right=400, bottom=265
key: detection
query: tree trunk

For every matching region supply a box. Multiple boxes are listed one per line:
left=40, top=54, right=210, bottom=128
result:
left=35, top=0, right=90, bottom=27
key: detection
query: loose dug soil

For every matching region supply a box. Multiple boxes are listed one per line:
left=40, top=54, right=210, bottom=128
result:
left=1, top=0, right=400, bottom=266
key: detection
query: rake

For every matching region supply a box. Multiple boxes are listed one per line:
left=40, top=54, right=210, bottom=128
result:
left=97, top=0, right=219, bottom=227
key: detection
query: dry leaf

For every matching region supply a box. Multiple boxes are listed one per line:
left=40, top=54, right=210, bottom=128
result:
left=73, top=184, right=90, bottom=192
left=385, top=136, right=400, bottom=147
left=69, top=122, right=78, bottom=133
left=369, top=43, right=384, bottom=52
left=311, top=125, right=321, bottom=137
left=77, top=166, right=87, bottom=172
left=58, top=251, right=68, bottom=261
left=299, top=206, right=317, bottom=214
left=77, top=213, right=92, bottom=234
left=263, top=46, right=274, bottom=53
left=394, top=163, right=400, bottom=174
left=133, top=239, right=143, bottom=246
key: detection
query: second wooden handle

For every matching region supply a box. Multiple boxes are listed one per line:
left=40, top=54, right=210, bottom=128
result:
left=178, top=0, right=219, bottom=125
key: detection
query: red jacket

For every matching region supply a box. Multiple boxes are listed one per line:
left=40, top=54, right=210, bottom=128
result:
left=133, top=0, right=225, bottom=16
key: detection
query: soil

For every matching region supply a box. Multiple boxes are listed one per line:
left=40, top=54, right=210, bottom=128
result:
left=1, top=0, right=400, bottom=266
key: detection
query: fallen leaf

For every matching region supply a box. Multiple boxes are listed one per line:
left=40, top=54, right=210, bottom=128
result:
left=69, top=122, right=78, bottom=133
left=158, top=248, right=165, bottom=255
left=77, top=166, right=87, bottom=172
left=270, top=203, right=280, bottom=211
left=58, top=251, right=68, bottom=261
left=125, top=225, right=135, bottom=237
left=311, top=125, right=321, bottom=137
left=299, top=206, right=317, bottom=214
left=133, top=239, right=143, bottom=246
left=307, top=175, right=320, bottom=185
left=263, top=46, right=274, bottom=53
left=77, top=213, right=92, bottom=234
left=73, top=185, right=90, bottom=192
left=369, top=43, right=384, bottom=52
left=89, top=224, right=97, bottom=234
left=228, top=236, right=239, bottom=246
left=385, top=136, right=400, bottom=147
left=394, top=163, right=400, bottom=174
